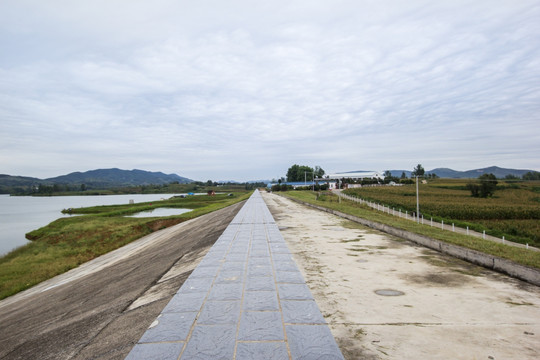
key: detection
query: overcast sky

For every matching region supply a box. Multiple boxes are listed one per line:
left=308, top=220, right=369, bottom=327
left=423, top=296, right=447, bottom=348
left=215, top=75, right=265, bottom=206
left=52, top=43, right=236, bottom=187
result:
left=1, top=1, right=539, bottom=181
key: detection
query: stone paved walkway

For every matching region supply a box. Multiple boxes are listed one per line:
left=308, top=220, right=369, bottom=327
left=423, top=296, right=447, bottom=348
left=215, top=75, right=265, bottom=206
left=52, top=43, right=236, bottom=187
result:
left=126, top=190, right=344, bottom=359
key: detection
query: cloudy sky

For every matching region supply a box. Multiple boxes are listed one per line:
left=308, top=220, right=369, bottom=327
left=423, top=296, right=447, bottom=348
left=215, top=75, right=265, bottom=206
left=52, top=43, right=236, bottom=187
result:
left=1, top=1, right=539, bottom=181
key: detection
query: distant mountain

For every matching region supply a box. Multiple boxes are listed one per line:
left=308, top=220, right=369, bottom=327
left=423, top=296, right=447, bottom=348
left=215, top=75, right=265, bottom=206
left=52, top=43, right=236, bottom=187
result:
left=46, top=168, right=192, bottom=187
left=0, top=168, right=193, bottom=193
left=0, top=174, right=42, bottom=186
left=386, top=166, right=535, bottom=179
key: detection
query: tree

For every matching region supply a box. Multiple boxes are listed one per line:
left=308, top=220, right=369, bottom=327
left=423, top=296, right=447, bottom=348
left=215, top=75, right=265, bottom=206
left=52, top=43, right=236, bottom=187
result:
left=412, top=164, right=425, bottom=177
left=400, top=172, right=407, bottom=179
left=468, top=173, right=498, bottom=198
left=286, top=164, right=315, bottom=182
left=383, top=170, right=392, bottom=178
left=314, top=165, right=325, bottom=178
left=523, top=171, right=540, bottom=180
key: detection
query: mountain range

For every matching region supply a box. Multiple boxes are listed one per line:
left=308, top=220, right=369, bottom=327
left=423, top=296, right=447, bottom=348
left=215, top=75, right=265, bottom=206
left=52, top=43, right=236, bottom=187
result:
left=0, top=168, right=192, bottom=193
left=387, top=166, right=535, bottom=179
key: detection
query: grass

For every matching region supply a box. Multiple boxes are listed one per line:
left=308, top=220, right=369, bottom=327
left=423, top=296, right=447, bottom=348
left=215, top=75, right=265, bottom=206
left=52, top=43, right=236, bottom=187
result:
left=343, top=179, right=540, bottom=247
left=281, top=190, right=540, bottom=270
left=0, top=192, right=251, bottom=300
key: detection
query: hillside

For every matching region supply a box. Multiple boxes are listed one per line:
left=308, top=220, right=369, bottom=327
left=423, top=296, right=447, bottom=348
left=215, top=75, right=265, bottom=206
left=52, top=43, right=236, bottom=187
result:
left=0, top=169, right=192, bottom=193
left=46, top=168, right=192, bottom=187
left=388, top=166, right=535, bottom=179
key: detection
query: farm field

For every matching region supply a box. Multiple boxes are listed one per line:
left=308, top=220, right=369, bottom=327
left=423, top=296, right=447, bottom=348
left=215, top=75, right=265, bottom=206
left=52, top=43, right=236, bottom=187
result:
left=343, top=179, right=540, bottom=248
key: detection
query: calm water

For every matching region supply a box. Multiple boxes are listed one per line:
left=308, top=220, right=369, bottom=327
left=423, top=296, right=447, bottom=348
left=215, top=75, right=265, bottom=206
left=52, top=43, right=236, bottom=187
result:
left=0, top=194, right=185, bottom=256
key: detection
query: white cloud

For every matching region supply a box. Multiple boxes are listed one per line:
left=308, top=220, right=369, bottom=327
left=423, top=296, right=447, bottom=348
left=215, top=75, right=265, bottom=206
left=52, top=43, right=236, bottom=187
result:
left=1, top=0, right=539, bottom=180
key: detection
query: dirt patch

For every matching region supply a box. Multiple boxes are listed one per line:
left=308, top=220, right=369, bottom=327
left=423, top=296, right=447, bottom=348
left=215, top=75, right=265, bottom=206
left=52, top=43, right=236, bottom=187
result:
left=402, top=272, right=472, bottom=287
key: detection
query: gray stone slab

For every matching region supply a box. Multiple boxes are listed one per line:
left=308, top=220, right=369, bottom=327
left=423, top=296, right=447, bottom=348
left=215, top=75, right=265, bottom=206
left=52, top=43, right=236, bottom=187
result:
left=273, top=261, right=298, bottom=272
left=178, top=277, right=214, bottom=294
left=238, top=311, right=284, bottom=341
left=163, top=291, right=208, bottom=313
left=197, top=300, right=240, bottom=325
left=250, top=248, right=271, bottom=257
left=248, top=257, right=272, bottom=266
left=278, top=284, right=314, bottom=300
left=246, top=276, right=276, bottom=291
left=207, top=283, right=243, bottom=301
left=275, top=270, right=304, bottom=284
left=247, top=264, right=274, bottom=277
left=281, top=300, right=326, bottom=324
left=221, top=261, right=246, bottom=271
left=215, top=270, right=244, bottom=284
left=190, top=265, right=220, bottom=279
left=243, top=291, right=279, bottom=311
left=181, top=325, right=236, bottom=359
left=225, top=252, right=248, bottom=262
left=235, top=342, right=289, bottom=360
left=139, top=312, right=197, bottom=342
left=272, top=253, right=295, bottom=262
left=126, top=343, right=184, bottom=360
left=197, top=257, right=222, bottom=267
left=269, top=244, right=290, bottom=253
left=286, top=325, right=344, bottom=360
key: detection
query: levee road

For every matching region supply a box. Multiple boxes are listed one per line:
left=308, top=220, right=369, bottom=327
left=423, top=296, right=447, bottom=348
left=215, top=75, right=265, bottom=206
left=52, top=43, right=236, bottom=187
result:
left=0, top=201, right=244, bottom=360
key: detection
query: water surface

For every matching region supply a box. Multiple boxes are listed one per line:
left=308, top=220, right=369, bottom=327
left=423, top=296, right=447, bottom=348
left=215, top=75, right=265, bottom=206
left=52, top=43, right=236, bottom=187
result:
left=0, top=194, right=184, bottom=256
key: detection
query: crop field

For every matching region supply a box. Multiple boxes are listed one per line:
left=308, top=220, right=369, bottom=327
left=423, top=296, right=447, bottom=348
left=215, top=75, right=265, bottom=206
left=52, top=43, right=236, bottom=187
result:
left=343, top=179, right=540, bottom=247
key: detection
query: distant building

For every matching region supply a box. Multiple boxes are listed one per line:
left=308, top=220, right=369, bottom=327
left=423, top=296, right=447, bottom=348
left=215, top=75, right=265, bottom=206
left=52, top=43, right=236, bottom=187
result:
left=324, top=171, right=384, bottom=180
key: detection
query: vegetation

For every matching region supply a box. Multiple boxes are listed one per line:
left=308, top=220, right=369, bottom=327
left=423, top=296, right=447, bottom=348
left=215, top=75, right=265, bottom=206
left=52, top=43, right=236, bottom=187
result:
left=412, top=164, right=425, bottom=177
left=286, top=164, right=325, bottom=182
left=6, top=181, right=263, bottom=196
left=467, top=173, right=498, bottom=198
left=340, top=179, right=539, bottom=247
left=0, top=192, right=251, bottom=300
left=282, top=190, right=540, bottom=269
left=523, top=171, right=540, bottom=181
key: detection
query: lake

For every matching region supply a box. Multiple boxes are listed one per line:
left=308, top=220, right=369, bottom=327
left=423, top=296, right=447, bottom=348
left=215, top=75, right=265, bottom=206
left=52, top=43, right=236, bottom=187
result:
left=0, top=194, right=187, bottom=256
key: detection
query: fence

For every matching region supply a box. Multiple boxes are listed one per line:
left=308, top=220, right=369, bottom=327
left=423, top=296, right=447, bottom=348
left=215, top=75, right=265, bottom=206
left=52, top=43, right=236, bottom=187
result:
left=336, top=191, right=538, bottom=252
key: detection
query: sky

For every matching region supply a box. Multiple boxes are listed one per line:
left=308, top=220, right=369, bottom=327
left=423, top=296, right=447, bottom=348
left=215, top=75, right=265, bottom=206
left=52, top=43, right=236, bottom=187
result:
left=1, top=0, right=539, bottom=182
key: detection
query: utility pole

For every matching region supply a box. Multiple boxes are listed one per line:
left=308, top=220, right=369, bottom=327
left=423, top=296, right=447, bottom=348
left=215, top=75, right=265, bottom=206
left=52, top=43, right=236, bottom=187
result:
left=416, top=175, right=420, bottom=223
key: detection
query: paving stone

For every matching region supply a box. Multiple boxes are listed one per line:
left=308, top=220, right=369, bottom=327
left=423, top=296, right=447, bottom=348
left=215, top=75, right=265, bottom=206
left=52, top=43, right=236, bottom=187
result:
left=281, top=300, right=326, bottom=324
left=180, top=325, right=236, bottom=359
left=221, top=261, right=246, bottom=271
left=139, top=312, right=197, bottom=342
left=190, top=266, right=220, bottom=279
left=248, top=257, right=272, bottom=266
left=247, top=264, right=274, bottom=277
left=215, top=270, right=244, bottom=284
left=235, top=342, right=289, bottom=360
left=277, top=284, right=314, bottom=300
left=177, top=277, right=214, bottom=294
left=129, top=191, right=344, bottom=360
left=197, top=301, right=240, bottom=325
left=286, top=325, right=344, bottom=360
left=250, top=248, right=271, bottom=257
left=246, top=276, right=276, bottom=291
left=272, top=253, right=295, bottom=262
left=275, top=270, right=304, bottom=284
left=273, top=260, right=298, bottom=272
left=243, top=291, right=280, bottom=311
left=163, top=291, right=208, bottom=313
left=225, top=253, right=248, bottom=262
left=238, top=311, right=284, bottom=341
left=207, top=283, right=243, bottom=301
left=125, top=343, right=184, bottom=360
